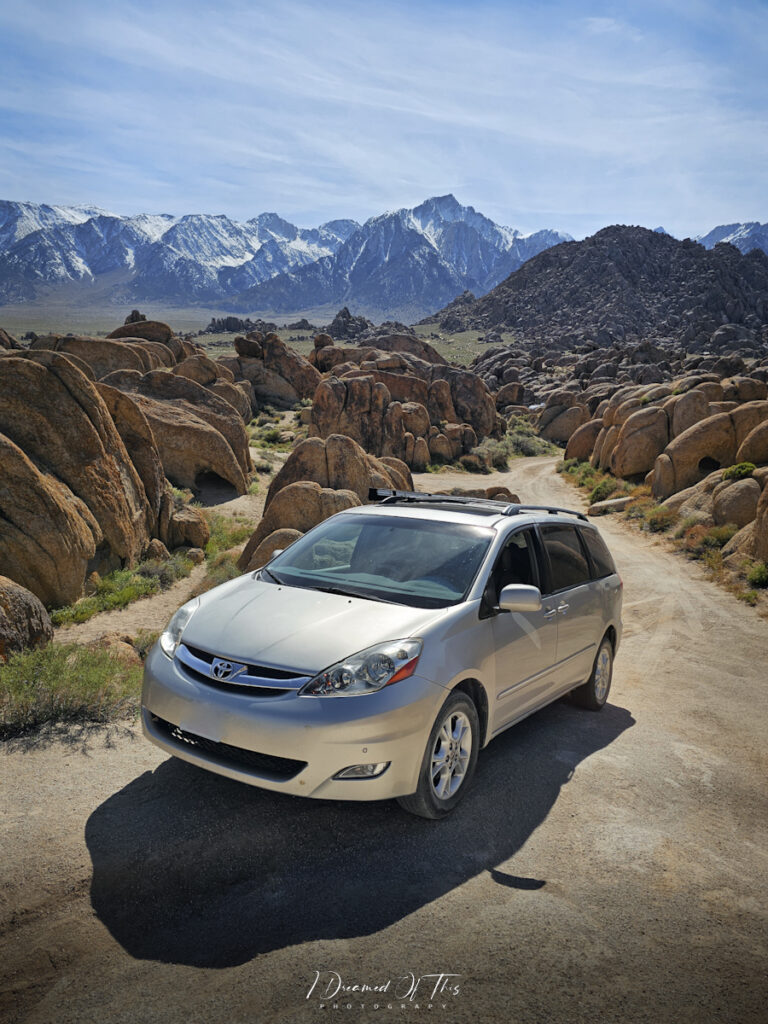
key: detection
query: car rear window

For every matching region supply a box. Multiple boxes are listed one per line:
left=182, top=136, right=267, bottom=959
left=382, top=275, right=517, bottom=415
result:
left=580, top=528, right=617, bottom=579
left=541, top=524, right=591, bottom=591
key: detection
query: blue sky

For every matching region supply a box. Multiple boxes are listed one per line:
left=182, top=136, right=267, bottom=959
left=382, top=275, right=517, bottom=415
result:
left=1, top=0, right=766, bottom=238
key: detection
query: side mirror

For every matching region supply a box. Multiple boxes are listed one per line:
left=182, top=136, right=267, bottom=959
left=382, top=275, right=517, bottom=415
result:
left=269, top=549, right=284, bottom=559
left=498, top=584, right=542, bottom=613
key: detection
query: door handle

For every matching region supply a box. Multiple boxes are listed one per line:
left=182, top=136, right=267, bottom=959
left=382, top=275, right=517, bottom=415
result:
left=543, top=608, right=557, bottom=620
left=557, top=603, right=569, bottom=615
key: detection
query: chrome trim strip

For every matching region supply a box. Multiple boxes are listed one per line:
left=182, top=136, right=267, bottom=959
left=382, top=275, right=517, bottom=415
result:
left=176, top=644, right=311, bottom=690
left=496, top=643, right=595, bottom=701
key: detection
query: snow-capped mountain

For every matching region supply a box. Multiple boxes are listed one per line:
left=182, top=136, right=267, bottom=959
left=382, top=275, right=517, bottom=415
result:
left=230, top=195, right=573, bottom=319
left=697, top=222, right=768, bottom=257
left=0, top=196, right=570, bottom=316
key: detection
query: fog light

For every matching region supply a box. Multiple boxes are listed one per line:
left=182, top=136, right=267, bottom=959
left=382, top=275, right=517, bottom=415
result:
left=333, top=762, right=390, bottom=780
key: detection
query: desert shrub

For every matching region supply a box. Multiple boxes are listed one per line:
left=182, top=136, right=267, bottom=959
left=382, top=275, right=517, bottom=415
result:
left=0, top=644, right=143, bottom=739
left=136, top=551, right=193, bottom=589
left=681, top=523, right=738, bottom=556
left=673, top=515, right=702, bottom=539
left=746, top=561, right=768, bottom=588
left=703, top=524, right=739, bottom=548
left=589, top=479, right=619, bottom=504
left=192, top=553, right=243, bottom=596
left=473, top=438, right=511, bottom=470
left=722, top=462, right=756, bottom=481
left=645, top=505, right=677, bottom=533
left=51, top=569, right=158, bottom=626
left=254, top=459, right=273, bottom=474
left=203, top=512, right=253, bottom=558
left=575, top=464, right=597, bottom=487
left=170, top=485, right=194, bottom=507
left=624, top=497, right=655, bottom=521
left=506, top=416, right=560, bottom=457
left=557, top=458, right=579, bottom=474
left=738, top=590, right=759, bottom=605
left=133, top=630, right=160, bottom=660
left=247, top=479, right=260, bottom=495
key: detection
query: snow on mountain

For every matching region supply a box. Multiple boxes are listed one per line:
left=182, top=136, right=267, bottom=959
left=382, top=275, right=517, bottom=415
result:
left=697, top=222, right=768, bottom=257
left=0, top=196, right=570, bottom=317
left=231, top=195, right=573, bottom=320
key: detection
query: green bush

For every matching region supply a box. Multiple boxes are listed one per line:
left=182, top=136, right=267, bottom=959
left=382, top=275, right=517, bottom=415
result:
left=702, top=524, right=738, bottom=548
left=722, top=462, right=756, bottom=482
left=203, top=512, right=253, bottom=558
left=589, top=479, right=619, bottom=504
left=746, top=562, right=768, bottom=588
left=136, top=551, right=193, bottom=589
left=505, top=416, right=560, bottom=457
left=192, top=552, right=243, bottom=596
left=645, top=505, right=677, bottom=533
left=52, top=569, right=158, bottom=626
left=0, top=644, right=143, bottom=739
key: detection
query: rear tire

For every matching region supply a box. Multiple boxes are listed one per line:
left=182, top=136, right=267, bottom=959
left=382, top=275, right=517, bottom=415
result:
left=572, top=637, right=613, bottom=710
left=397, top=691, right=479, bottom=819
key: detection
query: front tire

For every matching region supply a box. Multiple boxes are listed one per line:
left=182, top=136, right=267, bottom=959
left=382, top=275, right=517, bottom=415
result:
left=572, top=637, right=613, bottom=710
left=397, top=691, right=479, bottom=819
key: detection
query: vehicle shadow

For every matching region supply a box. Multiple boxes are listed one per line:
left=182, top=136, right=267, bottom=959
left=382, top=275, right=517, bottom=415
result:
left=86, top=700, right=633, bottom=967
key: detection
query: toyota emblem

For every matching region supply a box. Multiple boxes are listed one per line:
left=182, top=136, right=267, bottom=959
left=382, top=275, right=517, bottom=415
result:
left=210, top=658, right=246, bottom=681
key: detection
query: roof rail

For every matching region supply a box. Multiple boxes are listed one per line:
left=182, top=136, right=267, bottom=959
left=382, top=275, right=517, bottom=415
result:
left=368, top=489, right=587, bottom=521
left=368, top=487, right=506, bottom=508
left=502, top=504, right=588, bottom=522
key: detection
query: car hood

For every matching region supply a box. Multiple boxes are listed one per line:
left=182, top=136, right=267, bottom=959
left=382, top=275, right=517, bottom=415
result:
left=181, top=575, right=442, bottom=674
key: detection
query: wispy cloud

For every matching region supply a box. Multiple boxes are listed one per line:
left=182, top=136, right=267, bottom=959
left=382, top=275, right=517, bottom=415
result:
left=0, top=0, right=766, bottom=237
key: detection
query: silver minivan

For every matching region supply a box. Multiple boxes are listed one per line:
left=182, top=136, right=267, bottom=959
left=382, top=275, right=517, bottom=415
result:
left=142, top=491, right=622, bottom=818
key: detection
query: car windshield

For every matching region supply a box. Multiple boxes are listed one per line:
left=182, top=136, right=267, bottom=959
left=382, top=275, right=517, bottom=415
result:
left=265, top=514, right=493, bottom=608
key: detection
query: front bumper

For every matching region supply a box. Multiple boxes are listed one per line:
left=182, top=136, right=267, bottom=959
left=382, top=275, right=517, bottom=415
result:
left=141, top=644, right=448, bottom=801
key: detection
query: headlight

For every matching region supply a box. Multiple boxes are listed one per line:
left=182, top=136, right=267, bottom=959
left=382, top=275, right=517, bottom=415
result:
left=299, top=639, right=423, bottom=697
left=159, top=598, right=200, bottom=659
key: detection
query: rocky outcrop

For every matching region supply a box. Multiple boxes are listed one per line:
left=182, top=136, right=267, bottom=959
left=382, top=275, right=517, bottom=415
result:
left=423, top=226, right=768, bottom=351
left=264, top=434, right=412, bottom=511
left=96, top=383, right=165, bottom=529
left=29, top=335, right=149, bottom=378
left=0, top=432, right=102, bottom=607
left=0, top=576, right=53, bottom=661
left=107, top=320, right=174, bottom=344
left=652, top=402, right=768, bottom=499
left=221, top=332, right=321, bottom=409
left=241, top=528, right=303, bottom=571
left=0, top=355, right=152, bottom=588
left=101, top=368, right=251, bottom=492
left=0, top=327, right=21, bottom=350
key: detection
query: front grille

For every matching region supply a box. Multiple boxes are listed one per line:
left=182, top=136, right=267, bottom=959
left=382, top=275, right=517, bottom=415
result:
left=151, top=714, right=308, bottom=780
left=185, top=644, right=304, bottom=681
left=178, top=660, right=291, bottom=697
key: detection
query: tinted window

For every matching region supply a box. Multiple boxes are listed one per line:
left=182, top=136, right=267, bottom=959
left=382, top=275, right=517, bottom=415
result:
left=581, top=528, right=616, bottom=579
left=491, top=529, right=538, bottom=596
left=541, top=525, right=591, bottom=591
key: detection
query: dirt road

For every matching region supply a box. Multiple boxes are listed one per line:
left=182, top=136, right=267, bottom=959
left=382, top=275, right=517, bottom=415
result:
left=3, top=457, right=768, bottom=1023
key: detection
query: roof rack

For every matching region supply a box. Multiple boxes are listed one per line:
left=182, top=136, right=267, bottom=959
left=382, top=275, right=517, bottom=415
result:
left=368, top=489, right=587, bottom=522
left=502, top=504, right=588, bottom=522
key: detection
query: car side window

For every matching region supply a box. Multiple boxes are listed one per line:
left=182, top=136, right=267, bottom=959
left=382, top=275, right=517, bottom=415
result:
left=580, top=528, right=616, bottom=579
left=490, top=528, right=539, bottom=597
left=541, top=525, right=591, bottom=592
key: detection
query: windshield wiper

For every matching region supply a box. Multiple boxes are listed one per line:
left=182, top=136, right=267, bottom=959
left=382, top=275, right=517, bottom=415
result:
left=260, top=566, right=284, bottom=584
left=308, top=584, right=396, bottom=603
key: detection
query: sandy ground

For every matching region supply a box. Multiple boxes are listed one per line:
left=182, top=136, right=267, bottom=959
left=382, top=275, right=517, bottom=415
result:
left=2, top=457, right=768, bottom=1024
